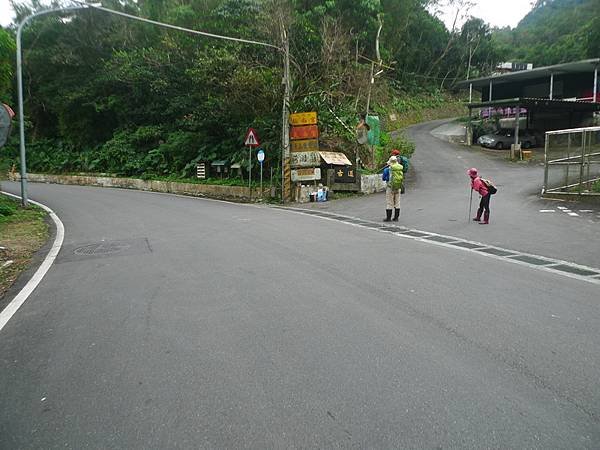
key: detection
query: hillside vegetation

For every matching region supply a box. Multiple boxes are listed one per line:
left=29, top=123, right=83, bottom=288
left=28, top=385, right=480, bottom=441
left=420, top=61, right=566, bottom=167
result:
left=492, top=0, right=600, bottom=66
left=0, top=0, right=597, bottom=179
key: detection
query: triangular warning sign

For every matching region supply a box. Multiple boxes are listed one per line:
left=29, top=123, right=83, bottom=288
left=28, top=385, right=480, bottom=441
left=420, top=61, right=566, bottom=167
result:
left=244, top=128, right=260, bottom=147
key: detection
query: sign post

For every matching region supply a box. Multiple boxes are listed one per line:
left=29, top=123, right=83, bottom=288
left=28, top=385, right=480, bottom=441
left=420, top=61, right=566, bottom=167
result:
left=244, top=128, right=260, bottom=197
left=257, top=148, right=265, bottom=198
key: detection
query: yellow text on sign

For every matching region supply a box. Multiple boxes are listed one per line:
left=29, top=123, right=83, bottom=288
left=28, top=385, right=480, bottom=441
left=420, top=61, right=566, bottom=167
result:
left=291, top=139, right=319, bottom=153
left=290, top=112, right=317, bottom=126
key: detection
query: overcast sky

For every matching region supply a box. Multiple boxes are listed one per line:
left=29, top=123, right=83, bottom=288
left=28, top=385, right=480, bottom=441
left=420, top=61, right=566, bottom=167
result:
left=434, top=0, right=535, bottom=30
left=1, top=0, right=535, bottom=29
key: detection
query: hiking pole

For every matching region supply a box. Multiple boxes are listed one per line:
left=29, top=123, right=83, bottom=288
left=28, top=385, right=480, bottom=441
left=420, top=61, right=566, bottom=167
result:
left=468, top=185, right=473, bottom=223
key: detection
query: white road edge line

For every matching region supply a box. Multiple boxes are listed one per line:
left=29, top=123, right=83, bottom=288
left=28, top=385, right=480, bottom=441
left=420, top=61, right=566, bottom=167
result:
left=279, top=207, right=600, bottom=286
left=0, top=192, right=65, bottom=333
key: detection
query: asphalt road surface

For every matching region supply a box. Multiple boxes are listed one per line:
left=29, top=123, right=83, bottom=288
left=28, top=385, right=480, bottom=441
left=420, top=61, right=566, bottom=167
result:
left=1, top=123, right=599, bottom=449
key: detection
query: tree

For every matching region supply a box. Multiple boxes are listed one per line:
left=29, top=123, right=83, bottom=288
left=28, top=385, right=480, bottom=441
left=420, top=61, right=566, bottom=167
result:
left=0, top=28, right=16, bottom=104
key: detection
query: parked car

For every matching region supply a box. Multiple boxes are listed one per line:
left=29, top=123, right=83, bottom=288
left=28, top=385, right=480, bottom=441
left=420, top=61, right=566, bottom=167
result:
left=477, top=129, right=538, bottom=149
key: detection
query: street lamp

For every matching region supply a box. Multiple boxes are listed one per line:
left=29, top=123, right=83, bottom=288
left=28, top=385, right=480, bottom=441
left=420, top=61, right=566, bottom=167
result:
left=15, top=3, right=291, bottom=206
left=16, top=6, right=87, bottom=206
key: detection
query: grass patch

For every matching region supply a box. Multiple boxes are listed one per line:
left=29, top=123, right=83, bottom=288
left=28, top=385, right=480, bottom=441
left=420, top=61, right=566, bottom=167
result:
left=0, top=195, right=49, bottom=300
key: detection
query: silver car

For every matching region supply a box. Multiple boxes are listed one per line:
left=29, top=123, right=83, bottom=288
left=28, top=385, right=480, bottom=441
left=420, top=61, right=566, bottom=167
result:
left=477, top=129, right=537, bottom=149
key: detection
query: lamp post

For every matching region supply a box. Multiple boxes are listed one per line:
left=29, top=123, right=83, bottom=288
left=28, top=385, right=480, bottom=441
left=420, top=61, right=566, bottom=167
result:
left=16, top=6, right=87, bottom=206
left=15, top=3, right=288, bottom=206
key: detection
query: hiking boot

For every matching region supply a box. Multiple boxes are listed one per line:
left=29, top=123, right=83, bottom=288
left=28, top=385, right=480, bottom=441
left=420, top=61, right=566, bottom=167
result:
left=383, top=209, right=392, bottom=222
left=393, top=208, right=400, bottom=221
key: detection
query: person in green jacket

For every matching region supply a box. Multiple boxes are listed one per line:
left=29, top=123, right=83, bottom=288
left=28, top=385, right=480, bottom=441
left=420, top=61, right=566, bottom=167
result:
left=381, top=156, right=403, bottom=222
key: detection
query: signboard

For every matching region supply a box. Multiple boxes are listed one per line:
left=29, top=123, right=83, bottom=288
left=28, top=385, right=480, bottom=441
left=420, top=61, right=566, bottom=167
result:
left=291, top=167, right=321, bottom=182
left=290, top=125, right=319, bottom=140
left=290, top=151, right=321, bottom=168
left=319, top=151, right=352, bottom=166
left=290, top=112, right=317, bottom=126
left=334, top=166, right=357, bottom=183
left=291, top=139, right=319, bottom=153
left=257, top=148, right=265, bottom=163
left=244, top=128, right=260, bottom=147
left=196, top=162, right=207, bottom=179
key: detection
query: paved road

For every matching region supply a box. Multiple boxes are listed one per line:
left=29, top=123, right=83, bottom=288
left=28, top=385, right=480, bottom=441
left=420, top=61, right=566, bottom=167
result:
left=298, top=119, right=600, bottom=268
left=1, top=124, right=600, bottom=448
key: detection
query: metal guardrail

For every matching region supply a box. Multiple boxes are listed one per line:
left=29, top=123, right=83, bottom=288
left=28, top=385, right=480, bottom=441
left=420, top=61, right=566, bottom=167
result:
left=543, top=126, right=600, bottom=197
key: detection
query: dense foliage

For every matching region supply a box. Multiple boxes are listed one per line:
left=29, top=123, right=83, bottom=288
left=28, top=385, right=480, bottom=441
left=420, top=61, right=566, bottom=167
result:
left=3, top=0, right=594, bottom=180
left=492, top=0, right=600, bottom=66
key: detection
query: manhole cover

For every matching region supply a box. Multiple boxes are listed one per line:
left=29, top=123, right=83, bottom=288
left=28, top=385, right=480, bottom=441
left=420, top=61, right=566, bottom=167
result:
left=74, top=242, right=131, bottom=256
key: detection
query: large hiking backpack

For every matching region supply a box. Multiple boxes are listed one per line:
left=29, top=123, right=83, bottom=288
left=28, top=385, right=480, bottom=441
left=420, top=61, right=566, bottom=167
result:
left=399, top=156, right=409, bottom=174
left=388, top=163, right=404, bottom=190
left=481, top=178, right=497, bottom=195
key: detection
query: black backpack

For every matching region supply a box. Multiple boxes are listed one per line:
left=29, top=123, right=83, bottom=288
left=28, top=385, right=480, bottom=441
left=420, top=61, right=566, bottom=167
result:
left=481, top=178, right=497, bottom=195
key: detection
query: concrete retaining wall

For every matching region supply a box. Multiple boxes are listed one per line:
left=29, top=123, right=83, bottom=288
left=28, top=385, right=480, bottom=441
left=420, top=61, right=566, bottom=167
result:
left=11, top=173, right=267, bottom=201
left=360, top=174, right=386, bottom=194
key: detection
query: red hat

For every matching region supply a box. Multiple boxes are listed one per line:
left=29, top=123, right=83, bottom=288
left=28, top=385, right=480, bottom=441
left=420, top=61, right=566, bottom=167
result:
left=391, top=149, right=400, bottom=156
left=467, top=168, right=478, bottom=177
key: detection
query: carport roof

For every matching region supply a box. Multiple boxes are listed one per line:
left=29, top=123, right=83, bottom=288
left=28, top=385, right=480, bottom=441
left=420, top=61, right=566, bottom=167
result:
left=467, top=97, right=600, bottom=112
left=456, top=58, right=600, bottom=89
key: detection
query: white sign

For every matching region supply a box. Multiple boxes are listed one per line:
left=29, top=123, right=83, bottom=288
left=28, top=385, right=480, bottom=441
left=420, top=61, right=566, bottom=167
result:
left=257, top=149, right=265, bottom=162
left=291, top=167, right=321, bottom=182
left=290, top=151, right=321, bottom=168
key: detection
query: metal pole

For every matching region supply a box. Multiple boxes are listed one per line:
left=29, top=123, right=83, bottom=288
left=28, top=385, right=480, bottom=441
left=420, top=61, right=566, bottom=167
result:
left=515, top=104, right=521, bottom=160
left=469, top=83, right=472, bottom=103
left=543, top=132, right=549, bottom=195
left=579, top=130, right=585, bottom=195
left=585, top=130, right=591, bottom=190
left=488, top=81, right=492, bottom=118
left=549, top=73, right=554, bottom=100
left=594, top=67, right=598, bottom=102
left=565, top=133, right=571, bottom=190
left=16, top=20, right=28, bottom=207
left=260, top=162, right=263, bottom=199
left=248, top=145, right=251, bottom=195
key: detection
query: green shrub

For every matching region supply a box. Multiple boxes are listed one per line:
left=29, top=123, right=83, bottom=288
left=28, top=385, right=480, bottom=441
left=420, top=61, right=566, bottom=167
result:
left=0, top=196, right=17, bottom=217
left=374, top=131, right=415, bottom=168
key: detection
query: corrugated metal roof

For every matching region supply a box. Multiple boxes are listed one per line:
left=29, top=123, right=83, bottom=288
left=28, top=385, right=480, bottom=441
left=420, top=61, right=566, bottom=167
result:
left=456, top=58, right=600, bottom=89
left=467, top=97, right=600, bottom=112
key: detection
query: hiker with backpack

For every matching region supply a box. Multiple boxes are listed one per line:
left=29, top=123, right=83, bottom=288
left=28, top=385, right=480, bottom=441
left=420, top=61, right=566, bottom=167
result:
left=467, top=167, right=496, bottom=225
left=391, top=149, right=409, bottom=193
left=382, top=156, right=404, bottom=222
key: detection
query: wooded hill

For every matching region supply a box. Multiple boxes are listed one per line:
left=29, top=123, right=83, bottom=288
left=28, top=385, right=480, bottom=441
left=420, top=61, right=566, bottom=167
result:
left=492, top=0, right=600, bottom=66
left=0, top=0, right=596, bottom=181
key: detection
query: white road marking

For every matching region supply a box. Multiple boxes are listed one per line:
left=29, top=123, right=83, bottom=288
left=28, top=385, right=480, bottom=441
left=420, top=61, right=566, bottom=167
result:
left=280, top=207, right=600, bottom=285
left=579, top=210, right=593, bottom=213
left=557, top=206, right=568, bottom=210
left=568, top=212, right=579, bottom=216
left=539, top=210, right=555, bottom=213
left=0, top=193, right=65, bottom=333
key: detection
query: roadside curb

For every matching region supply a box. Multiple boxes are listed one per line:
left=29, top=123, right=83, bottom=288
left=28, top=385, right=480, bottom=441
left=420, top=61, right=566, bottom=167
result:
left=0, top=192, right=65, bottom=332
